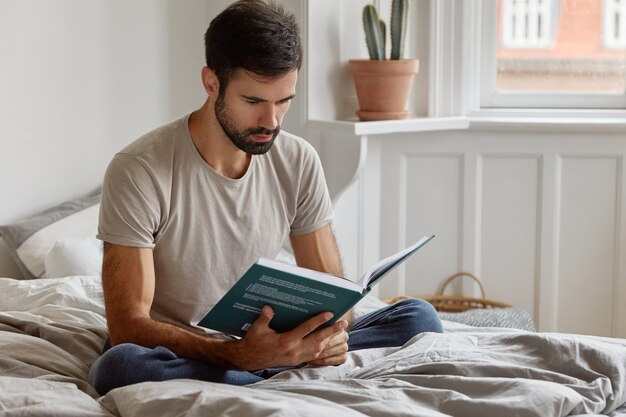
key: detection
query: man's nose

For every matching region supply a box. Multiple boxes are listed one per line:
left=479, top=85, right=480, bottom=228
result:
left=258, top=104, right=279, bottom=130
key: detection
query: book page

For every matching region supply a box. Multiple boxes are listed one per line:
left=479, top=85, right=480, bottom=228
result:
left=258, top=258, right=362, bottom=292
left=356, top=235, right=434, bottom=289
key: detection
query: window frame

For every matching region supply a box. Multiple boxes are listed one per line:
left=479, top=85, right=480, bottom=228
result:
left=481, top=1, right=626, bottom=110
left=604, top=0, right=626, bottom=49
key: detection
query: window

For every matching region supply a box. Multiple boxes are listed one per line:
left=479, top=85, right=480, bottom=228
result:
left=428, top=0, right=626, bottom=115
left=483, top=0, right=626, bottom=108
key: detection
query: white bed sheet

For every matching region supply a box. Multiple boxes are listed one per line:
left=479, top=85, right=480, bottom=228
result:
left=1, top=275, right=625, bottom=417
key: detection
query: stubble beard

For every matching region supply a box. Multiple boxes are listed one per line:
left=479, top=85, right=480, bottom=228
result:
left=215, top=93, right=280, bottom=155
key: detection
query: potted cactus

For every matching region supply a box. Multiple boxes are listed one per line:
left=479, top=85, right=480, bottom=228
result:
left=348, top=0, right=419, bottom=121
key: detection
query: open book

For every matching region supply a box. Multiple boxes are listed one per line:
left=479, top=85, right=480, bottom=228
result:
left=198, top=235, right=435, bottom=337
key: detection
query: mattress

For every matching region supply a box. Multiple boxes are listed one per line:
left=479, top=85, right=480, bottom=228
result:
left=1, top=275, right=625, bottom=417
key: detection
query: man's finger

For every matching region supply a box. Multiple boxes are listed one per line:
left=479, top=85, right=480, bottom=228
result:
left=316, top=330, right=349, bottom=357
left=331, top=320, right=349, bottom=336
left=309, top=353, right=349, bottom=366
left=250, top=305, right=274, bottom=330
left=306, top=319, right=348, bottom=343
left=291, top=311, right=334, bottom=339
left=316, top=342, right=348, bottom=360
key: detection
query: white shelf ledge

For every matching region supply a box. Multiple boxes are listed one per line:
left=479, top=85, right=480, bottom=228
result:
left=308, top=110, right=626, bottom=135
left=469, top=116, right=626, bottom=132
left=468, top=109, right=626, bottom=132
left=307, top=117, right=470, bottom=136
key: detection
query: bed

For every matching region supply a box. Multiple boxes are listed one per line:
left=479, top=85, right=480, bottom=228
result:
left=1, top=195, right=626, bottom=416
left=1, top=274, right=625, bottom=417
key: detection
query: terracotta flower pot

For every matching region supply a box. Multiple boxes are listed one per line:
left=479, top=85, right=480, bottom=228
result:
left=348, top=59, right=419, bottom=121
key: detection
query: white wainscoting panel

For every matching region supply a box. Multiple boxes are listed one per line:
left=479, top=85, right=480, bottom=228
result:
left=480, top=155, right=541, bottom=319
left=396, top=153, right=464, bottom=299
left=325, top=130, right=626, bottom=337
left=556, top=156, right=621, bottom=336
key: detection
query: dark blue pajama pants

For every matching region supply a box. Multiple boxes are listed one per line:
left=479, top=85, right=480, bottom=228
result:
left=88, top=298, right=443, bottom=395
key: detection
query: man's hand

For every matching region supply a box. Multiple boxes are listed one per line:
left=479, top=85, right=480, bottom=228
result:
left=224, top=305, right=349, bottom=370
left=306, top=309, right=350, bottom=366
left=306, top=326, right=349, bottom=366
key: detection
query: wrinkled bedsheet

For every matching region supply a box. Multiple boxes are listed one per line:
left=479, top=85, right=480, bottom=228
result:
left=1, top=276, right=625, bottom=417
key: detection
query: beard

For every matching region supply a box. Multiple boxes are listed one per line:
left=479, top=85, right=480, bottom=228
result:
left=215, top=93, right=280, bottom=155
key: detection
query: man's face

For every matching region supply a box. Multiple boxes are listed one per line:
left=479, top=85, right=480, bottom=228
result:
left=214, top=69, right=297, bottom=155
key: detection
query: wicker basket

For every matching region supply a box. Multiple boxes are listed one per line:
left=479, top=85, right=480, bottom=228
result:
left=386, top=272, right=510, bottom=312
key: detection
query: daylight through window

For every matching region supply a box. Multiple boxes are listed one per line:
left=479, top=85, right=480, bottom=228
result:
left=496, top=0, right=626, bottom=94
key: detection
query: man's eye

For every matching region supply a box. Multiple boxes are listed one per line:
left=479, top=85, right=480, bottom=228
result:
left=246, top=100, right=259, bottom=105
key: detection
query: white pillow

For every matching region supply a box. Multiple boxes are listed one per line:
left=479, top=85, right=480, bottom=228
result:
left=0, top=191, right=100, bottom=278
left=44, top=237, right=103, bottom=278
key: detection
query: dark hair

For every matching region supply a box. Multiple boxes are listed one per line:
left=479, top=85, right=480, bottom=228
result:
left=204, top=0, right=302, bottom=88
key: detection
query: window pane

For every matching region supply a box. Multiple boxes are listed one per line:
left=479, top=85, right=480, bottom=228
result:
left=497, top=0, right=626, bottom=93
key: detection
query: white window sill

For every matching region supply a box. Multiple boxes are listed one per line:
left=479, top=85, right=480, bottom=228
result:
left=468, top=109, right=626, bottom=132
left=308, top=109, right=626, bottom=136
left=307, top=117, right=469, bottom=136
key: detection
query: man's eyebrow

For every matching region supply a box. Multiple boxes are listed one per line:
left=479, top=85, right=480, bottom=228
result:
left=241, top=94, right=296, bottom=103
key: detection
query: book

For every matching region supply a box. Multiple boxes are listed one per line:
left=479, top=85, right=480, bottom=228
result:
left=198, top=235, right=435, bottom=337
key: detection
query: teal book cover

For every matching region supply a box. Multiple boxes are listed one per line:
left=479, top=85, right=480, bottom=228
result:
left=197, top=262, right=364, bottom=337
left=198, top=235, right=434, bottom=337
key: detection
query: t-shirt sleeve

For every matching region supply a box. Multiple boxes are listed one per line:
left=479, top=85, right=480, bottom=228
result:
left=290, top=145, right=334, bottom=236
left=97, top=153, right=161, bottom=248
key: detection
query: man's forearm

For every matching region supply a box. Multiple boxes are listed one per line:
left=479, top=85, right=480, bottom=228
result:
left=109, top=306, right=351, bottom=371
left=109, top=317, right=236, bottom=367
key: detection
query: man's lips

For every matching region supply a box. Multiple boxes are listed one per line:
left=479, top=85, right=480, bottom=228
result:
left=250, top=133, right=273, bottom=143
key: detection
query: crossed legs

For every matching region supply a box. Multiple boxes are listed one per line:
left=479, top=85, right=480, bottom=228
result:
left=88, top=298, right=442, bottom=395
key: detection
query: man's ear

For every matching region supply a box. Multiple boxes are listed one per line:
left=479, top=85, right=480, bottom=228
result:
left=201, top=67, right=219, bottom=96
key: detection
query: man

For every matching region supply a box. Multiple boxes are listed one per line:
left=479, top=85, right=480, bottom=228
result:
left=88, top=0, right=442, bottom=395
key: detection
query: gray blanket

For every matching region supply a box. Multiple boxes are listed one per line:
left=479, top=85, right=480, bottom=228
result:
left=0, top=276, right=625, bottom=417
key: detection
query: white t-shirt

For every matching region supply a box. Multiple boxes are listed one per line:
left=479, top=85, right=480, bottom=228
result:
left=98, top=113, right=334, bottom=329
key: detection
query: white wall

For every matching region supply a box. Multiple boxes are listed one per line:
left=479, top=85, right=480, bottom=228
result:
left=0, top=0, right=208, bottom=225
left=0, top=0, right=209, bottom=276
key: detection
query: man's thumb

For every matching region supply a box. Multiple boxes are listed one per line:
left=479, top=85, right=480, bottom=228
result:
left=256, top=305, right=274, bottom=326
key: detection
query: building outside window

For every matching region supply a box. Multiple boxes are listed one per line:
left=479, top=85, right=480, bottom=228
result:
left=501, top=0, right=554, bottom=48
left=496, top=0, right=626, bottom=95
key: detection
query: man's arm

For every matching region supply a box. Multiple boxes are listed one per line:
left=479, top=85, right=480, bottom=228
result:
left=102, top=243, right=228, bottom=361
left=290, top=223, right=344, bottom=276
left=290, top=224, right=351, bottom=366
left=290, top=224, right=353, bottom=325
left=102, top=242, right=347, bottom=370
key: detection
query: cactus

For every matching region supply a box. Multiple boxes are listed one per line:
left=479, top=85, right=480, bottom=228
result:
left=390, top=0, right=409, bottom=60
left=363, top=4, right=385, bottom=60
left=362, top=0, right=409, bottom=60
left=380, top=19, right=387, bottom=59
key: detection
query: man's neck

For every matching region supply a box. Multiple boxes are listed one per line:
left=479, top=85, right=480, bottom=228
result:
left=188, top=103, right=251, bottom=180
